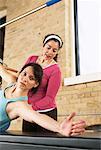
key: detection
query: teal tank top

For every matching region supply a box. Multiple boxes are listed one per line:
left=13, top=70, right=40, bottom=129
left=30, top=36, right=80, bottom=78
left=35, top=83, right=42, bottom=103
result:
left=0, top=84, right=28, bottom=132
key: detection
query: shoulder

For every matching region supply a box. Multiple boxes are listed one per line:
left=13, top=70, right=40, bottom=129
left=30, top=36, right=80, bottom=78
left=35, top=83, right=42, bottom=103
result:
left=51, top=64, right=61, bottom=72
left=44, top=64, right=61, bottom=76
left=53, top=65, right=61, bottom=77
left=26, top=55, right=38, bottom=63
left=27, top=55, right=38, bottom=60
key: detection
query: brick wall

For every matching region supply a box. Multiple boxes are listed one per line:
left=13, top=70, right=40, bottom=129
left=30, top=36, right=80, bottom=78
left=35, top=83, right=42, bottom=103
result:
left=57, top=81, right=101, bottom=126
left=0, top=0, right=6, bottom=9
left=0, top=0, right=101, bottom=131
left=4, top=0, right=65, bottom=72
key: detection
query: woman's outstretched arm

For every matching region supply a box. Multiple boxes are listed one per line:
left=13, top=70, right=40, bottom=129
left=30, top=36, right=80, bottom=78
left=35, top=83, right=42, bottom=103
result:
left=0, top=64, right=17, bottom=83
left=7, top=101, right=86, bottom=136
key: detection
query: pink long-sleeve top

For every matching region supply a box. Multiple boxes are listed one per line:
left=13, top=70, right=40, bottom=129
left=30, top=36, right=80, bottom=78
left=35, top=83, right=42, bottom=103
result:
left=25, top=55, right=61, bottom=111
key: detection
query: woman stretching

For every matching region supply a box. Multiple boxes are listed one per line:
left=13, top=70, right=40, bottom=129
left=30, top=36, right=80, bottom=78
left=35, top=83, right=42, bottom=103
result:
left=0, top=62, right=86, bottom=135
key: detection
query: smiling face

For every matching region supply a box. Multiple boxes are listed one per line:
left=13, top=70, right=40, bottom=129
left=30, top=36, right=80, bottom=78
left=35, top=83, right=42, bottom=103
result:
left=17, top=66, right=39, bottom=91
left=42, top=40, right=59, bottom=61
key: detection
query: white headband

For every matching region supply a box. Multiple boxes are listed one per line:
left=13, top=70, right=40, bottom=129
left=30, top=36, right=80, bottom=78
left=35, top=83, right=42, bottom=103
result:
left=44, top=35, right=62, bottom=48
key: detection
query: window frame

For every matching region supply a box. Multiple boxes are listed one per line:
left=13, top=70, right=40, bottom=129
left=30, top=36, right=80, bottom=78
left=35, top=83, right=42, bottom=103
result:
left=64, top=0, right=101, bottom=86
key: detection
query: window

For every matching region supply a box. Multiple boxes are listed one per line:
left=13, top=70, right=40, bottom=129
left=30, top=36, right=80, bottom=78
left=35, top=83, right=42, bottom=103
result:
left=0, top=16, right=6, bottom=59
left=0, top=16, right=6, bottom=85
left=74, top=0, right=101, bottom=75
left=64, top=0, right=101, bottom=86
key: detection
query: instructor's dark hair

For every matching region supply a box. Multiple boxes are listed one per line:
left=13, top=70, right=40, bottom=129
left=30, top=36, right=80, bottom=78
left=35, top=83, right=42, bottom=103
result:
left=43, top=34, right=63, bottom=62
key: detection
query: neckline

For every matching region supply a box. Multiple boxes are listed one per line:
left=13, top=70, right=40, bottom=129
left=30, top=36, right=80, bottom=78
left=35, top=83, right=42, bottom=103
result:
left=36, top=56, right=57, bottom=69
left=43, top=63, right=57, bottom=69
left=3, top=84, right=27, bottom=100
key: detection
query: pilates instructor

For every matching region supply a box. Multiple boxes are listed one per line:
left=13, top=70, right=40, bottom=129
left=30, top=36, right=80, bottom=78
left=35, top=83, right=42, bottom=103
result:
left=23, top=34, right=63, bottom=132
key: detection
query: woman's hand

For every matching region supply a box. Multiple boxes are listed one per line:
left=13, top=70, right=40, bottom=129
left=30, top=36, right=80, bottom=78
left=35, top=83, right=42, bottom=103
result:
left=59, top=112, right=86, bottom=136
left=59, top=112, right=76, bottom=136
left=70, top=120, right=86, bottom=136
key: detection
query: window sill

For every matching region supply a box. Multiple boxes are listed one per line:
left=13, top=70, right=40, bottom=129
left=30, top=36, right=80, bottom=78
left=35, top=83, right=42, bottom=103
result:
left=64, top=72, right=101, bottom=86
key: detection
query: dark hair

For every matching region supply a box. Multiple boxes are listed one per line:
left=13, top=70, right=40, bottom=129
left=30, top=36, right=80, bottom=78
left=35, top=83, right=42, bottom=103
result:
left=43, top=34, right=63, bottom=62
left=19, top=63, right=43, bottom=94
left=43, top=34, right=63, bottom=49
